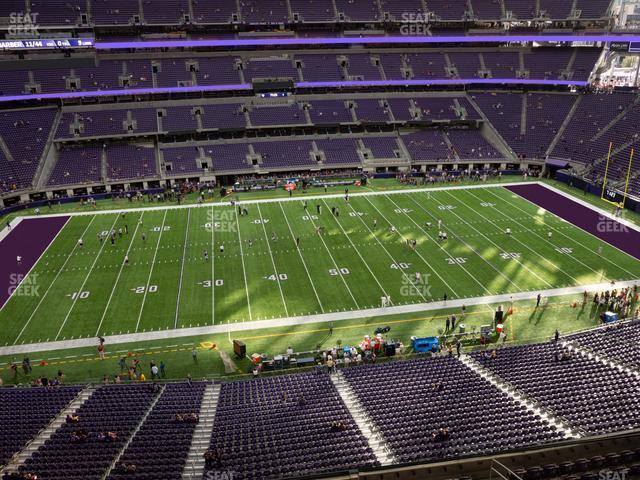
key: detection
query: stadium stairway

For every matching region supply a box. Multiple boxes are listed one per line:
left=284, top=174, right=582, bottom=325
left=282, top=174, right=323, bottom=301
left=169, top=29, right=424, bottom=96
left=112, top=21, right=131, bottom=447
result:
left=102, top=384, right=166, bottom=479
left=561, top=340, right=640, bottom=381
left=546, top=95, right=582, bottom=158
left=32, top=108, right=62, bottom=191
left=591, top=94, right=640, bottom=143
left=330, top=371, right=397, bottom=466
left=0, top=385, right=98, bottom=476
left=459, top=354, right=581, bottom=439
left=181, top=382, right=221, bottom=480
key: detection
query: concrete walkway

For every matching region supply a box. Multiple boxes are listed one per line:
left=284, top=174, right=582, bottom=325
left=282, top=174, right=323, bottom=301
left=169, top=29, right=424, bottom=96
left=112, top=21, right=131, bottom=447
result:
left=4, top=181, right=537, bottom=220
left=1, top=278, right=637, bottom=357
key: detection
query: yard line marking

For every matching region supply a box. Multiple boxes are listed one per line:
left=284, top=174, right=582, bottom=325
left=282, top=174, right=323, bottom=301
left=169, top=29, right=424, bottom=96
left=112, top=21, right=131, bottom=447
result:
left=305, top=203, right=360, bottom=309
left=174, top=208, right=191, bottom=329
left=405, top=193, right=522, bottom=292
left=235, top=207, right=253, bottom=322
left=456, top=188, right=580, bottom=285
left=211, top=206, right=215, bottom=326
left=135, top=210, right=168, bottom=333
left=14, top=216, right=97, bottom=344
left=94, top=212, right=145, bottom=337
left=488, top=187, right=639, bottom=279
left=7, top=278, right=638, bottom=357
left=55, top=215, right=119, bottom=341
left=257, top=204, right=289, bottom=317
left=278, top=202, right=324, bottom=313
left=319, top=200, right=390, bottom=301
left=440, top=190, right=550, bottom=288
left=464, top=189, right=587, bottom=283
left=361, top=196, right=455, bottom=299
left=383, top=194, right=493, bottom=296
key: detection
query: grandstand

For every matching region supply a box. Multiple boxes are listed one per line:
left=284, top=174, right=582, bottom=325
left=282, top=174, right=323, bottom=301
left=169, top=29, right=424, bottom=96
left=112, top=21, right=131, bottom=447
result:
left=2, top=0, right=640, bottom=479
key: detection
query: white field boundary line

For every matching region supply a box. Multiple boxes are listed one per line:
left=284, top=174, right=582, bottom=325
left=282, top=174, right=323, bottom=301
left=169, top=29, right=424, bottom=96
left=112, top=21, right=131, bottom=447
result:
left=257, top=204, right=289, bottom=317
left=94, top=212, right=145, bottom=337
left=13, top=216, right=97, bottom=344
left=3, top=278, right=638, bottom=357
left=278, top=202, right=324, bottom=314
left=396, top=194, right=499, bottom=315
left=234, top=206, right=253, bottom=322
left=6, top=181, right=541, bottom=220
left=135, top=210, right=168, bottom=333
left=0, top=217, right=23, bottom=243
left=54, top=215, right=119, bottom=341
left=0, top=216, right=70, bottom=313
left=174, top=208, right=191, bottom=329
left=503, top=189, right=640, bottom=271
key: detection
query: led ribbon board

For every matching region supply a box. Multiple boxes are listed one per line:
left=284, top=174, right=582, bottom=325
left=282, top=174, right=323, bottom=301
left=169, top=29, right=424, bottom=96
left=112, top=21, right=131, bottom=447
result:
left=0, top=38, right=94, bottom=50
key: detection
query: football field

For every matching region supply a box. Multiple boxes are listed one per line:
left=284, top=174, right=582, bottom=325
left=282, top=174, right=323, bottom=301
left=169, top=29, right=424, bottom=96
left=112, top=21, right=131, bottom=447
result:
left=1, top=184, right=639, bottom=348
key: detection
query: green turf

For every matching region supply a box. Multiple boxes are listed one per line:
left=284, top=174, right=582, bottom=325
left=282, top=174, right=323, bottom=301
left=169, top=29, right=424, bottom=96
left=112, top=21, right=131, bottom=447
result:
left=2, top=177, right=638, bottom=228
left=0, top=292, right=619, bottom=385
left=1, top=185, right=639, bottom=348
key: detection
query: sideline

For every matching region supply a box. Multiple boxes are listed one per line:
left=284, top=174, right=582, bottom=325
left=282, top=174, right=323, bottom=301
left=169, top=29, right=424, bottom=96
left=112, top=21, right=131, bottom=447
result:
left=0, top=278, right=636, bottom=356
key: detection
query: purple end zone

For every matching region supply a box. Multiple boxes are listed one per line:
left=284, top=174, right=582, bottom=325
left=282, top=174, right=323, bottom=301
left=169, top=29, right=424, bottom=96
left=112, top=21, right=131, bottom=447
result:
left=506, top=184, right=640, bottom=261
left=0, top=216, right=70, bottom=309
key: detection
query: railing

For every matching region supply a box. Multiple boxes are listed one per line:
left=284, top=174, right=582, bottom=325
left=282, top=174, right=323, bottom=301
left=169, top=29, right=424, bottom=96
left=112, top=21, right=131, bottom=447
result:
left=489, top=459, right=522, bottom=480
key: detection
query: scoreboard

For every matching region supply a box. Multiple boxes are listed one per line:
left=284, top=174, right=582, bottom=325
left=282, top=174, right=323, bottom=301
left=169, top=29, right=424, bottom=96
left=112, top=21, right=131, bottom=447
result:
left=0, top=38, right=94, bottom=51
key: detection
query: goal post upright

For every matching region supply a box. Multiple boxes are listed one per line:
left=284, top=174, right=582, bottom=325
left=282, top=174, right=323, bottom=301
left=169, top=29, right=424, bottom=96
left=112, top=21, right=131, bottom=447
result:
left=600, top=142, right=634, bottom=208
left=600, top=141, right=613, bottom=203
left=621, top=147, right=634, bottom=208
